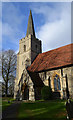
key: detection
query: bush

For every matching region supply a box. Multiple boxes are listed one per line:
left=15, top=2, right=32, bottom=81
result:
left=41, top=86, right=52, bottom=100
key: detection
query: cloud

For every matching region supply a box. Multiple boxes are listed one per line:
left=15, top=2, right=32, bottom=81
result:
left=3, top=23, right=14, bottom=37
left=71, top=2, right=73, bottom=43
left=2, top=22, right=24, bottom=44
left=38, top=19, right=71, bottom=52
left=2, top=3, right=25, bottom=50
left=2, top=3, right=24, bottom=26
left=2, top=2, right=71, bottom=53
left=0, top=20, right=2, bottom=50
left=31, top=3, right=71, bottom=52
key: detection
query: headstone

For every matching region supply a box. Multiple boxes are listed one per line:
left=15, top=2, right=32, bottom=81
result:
left=66, top=99, right=73, bottom=119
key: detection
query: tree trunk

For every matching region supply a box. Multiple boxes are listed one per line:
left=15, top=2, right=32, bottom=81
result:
left=5, top=82, right=8, bottom=97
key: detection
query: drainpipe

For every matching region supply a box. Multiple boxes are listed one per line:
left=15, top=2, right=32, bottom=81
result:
left=65, top=74, right=69, bottom=100
left=61, top=68, right=64, bottom=99
left=48, top=76, right=51, bottom=88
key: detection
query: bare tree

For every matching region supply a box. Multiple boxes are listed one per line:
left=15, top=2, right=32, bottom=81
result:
left=2, top=50, right=16, bottom=96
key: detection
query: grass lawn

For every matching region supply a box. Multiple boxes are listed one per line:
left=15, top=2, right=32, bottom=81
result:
left=0, top=97, right=2, bottom=113
left=2, top=97, right=15, bottom=111
left=18, top=100, right=67, bottom=120
left=2, top=97, right=15, bottom=101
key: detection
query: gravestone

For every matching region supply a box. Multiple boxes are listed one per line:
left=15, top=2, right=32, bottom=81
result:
left=66, top=99, right=73, bottom=119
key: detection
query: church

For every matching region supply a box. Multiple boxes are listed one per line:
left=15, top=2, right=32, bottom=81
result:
left=14, top=10, right=73, bottom=101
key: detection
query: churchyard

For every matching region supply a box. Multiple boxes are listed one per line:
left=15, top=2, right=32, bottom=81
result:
left=2, top=97, right=15, bottom=111
left=18, top=100, right=66, bottom=120
left=2, top=2, right=73, bottom=120
left=2, top=98, right=67, bottom=120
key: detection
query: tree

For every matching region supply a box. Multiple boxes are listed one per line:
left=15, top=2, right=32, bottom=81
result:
left=2, top=50, right=16, bottom=97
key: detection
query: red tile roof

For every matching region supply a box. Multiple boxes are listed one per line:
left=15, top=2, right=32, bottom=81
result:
left=27, top=44, right=73, bottom=72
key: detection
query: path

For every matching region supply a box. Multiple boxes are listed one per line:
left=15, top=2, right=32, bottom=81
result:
left=2, top=101, right=21, bottom=120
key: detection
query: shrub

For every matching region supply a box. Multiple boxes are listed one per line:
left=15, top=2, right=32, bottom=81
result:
left=41, top=86, right=52, bottom=100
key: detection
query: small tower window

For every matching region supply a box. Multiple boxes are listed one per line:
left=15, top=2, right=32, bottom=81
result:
left=24, top=45, right=26, bottom=52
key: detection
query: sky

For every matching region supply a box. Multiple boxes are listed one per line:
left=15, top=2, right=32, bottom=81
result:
left=2, top=2, right=71, bottom=53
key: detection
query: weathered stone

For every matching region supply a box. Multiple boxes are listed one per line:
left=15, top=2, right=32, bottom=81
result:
left=14, top=11, right=41, bottom=101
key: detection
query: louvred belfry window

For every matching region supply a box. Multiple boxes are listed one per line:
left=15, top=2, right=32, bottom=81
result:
left=24, top=45, right=26, bottom=52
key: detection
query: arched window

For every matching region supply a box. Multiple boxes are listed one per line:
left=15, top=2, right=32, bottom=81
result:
left=24, top=45, right=26, bottom=52
left=54, top=74, right=61, bottom=91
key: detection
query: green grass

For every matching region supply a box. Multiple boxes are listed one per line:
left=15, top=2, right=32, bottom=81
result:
left=0, top=97, right=2, bottom=113
left=2, top=101, right=12, bottom=111
left=18, top=100, right=67, bottom=120
left=2, top=97, right=15, bottom=111
left=2, top=97, right=15, bottom=101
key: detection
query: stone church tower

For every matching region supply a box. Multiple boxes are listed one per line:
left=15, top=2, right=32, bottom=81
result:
left=14, top=10, right=42, bottom=100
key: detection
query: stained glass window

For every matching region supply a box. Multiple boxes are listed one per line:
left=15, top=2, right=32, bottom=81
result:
left=54, top=74, right=61, bottom=91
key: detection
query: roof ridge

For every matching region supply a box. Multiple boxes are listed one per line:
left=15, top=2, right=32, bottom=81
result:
left=39, top=43, right=73, bottom=55
left=27, top=43, right=73, bottom=72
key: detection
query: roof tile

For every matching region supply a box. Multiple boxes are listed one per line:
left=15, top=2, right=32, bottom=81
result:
left=27, top=44, right=73, bottom=72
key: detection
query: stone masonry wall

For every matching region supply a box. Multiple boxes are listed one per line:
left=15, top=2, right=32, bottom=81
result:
left=39, top=66, right=73, bottom=99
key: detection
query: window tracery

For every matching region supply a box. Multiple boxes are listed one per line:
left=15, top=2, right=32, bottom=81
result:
left=54, top=74, right=61, bottom=91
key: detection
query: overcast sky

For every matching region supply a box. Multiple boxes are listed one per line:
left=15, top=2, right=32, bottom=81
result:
left=2, top=2, right=71, bottom=53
